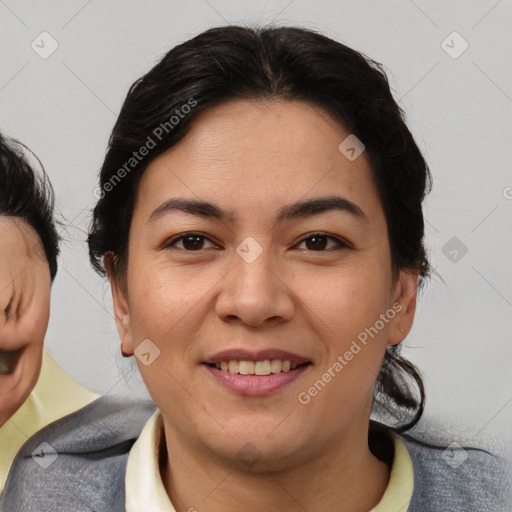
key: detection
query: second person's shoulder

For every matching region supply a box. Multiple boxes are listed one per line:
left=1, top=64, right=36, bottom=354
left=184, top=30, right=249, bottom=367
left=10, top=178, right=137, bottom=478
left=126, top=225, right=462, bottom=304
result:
left=0, top=395, right=157, bottom=512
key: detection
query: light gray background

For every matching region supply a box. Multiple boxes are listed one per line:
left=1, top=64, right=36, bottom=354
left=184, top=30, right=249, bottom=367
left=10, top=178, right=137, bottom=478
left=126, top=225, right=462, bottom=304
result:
left=1, top=1, right=511, bottom=445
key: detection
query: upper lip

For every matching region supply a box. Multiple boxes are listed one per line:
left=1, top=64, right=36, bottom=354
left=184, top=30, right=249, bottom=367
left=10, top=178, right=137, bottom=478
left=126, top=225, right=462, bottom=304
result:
left=203, top=349, right=311, bottom=365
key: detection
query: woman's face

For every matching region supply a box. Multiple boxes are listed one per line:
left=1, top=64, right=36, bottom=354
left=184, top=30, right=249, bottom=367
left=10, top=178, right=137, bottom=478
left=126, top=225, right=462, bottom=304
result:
left=0, top=217, right=51, bottom=426
left=110, top=99, right=418, bottom=468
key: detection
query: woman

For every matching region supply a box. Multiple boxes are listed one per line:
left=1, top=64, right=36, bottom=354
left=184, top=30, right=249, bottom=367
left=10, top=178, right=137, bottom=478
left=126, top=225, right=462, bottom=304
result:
left=0, top=133, right=155, bottom=507
left=3, top=25, right=509, bottom=511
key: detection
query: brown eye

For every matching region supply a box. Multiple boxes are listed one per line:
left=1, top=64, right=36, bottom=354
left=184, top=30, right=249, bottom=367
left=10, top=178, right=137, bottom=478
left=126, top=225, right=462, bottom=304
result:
left=297, top=233, right=348, bottom=252
left=181, top=235, right=205, bottom=250
left=165, top=233, right=217, bottom=251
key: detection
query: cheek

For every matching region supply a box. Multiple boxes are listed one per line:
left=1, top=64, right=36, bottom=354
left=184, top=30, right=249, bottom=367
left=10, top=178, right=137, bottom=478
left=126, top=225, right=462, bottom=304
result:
left=127, top=263, right=212, bottom=350
left=35, top=299, right=51, bottom=346
left=314, top=270, right=391, bottom=381
left=22, top=343, right=44, bottom=387
left=297, top=263, right=391, bottom=344
left=17, top=292, right=51, bottom=349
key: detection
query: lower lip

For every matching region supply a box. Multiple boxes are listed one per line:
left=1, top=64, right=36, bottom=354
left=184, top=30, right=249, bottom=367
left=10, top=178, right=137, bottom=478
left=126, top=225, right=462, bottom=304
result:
left=204, top=363, right=311, bottom=396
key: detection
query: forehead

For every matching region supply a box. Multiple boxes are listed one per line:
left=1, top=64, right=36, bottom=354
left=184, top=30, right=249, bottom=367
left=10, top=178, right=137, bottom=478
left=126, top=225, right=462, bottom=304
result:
left=0, top=217, right=43, bottom=258
left=135, top=99, right=381, bottom=223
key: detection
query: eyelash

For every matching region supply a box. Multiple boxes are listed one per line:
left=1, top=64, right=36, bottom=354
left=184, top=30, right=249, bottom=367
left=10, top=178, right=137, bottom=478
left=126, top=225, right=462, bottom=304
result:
left=163, top=232, right=350, bottom=252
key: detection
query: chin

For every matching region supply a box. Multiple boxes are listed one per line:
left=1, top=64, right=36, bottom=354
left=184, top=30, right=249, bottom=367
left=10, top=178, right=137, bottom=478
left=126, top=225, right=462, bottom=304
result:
left=200, top=423, right=309, bottom=473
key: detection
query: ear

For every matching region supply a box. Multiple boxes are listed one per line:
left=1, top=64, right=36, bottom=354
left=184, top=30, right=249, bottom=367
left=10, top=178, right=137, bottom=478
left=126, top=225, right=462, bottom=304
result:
left=387, top=269, right=419, bottom=346
left=104, top=254, right=134, bottom=356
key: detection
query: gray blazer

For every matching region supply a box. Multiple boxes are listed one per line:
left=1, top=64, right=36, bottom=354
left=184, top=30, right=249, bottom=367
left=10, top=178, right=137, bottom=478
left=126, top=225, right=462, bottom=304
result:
left=1, top=399, right=510, bottom=511
left=0, top=396, right=156, bottom=512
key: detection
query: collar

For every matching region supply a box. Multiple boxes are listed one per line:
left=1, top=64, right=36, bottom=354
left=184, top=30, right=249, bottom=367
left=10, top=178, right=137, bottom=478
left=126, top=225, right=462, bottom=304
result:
left=0, top=348, right=100, bottom=493
left=126, top=411, right=414, bottom=512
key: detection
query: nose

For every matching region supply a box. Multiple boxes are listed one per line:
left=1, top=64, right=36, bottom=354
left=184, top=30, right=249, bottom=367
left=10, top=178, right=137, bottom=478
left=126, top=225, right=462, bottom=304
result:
left=215, top=246, right=295, bottom=328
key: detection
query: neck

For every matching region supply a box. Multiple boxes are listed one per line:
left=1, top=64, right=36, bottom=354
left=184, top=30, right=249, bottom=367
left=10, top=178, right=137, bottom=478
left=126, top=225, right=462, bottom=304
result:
left=160, top=419, right=391, bottom=512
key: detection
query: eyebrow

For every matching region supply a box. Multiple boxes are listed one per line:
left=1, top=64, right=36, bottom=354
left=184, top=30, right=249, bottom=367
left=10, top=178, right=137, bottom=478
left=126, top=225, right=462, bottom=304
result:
left=148, top=195, right=368, bottom=225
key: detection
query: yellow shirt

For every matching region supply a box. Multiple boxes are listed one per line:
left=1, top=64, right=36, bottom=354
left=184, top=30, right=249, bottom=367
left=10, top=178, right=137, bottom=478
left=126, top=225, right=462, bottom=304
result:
left=126, top=411, right=414, bottom=511
left=0, top=348, right=100, bottom=494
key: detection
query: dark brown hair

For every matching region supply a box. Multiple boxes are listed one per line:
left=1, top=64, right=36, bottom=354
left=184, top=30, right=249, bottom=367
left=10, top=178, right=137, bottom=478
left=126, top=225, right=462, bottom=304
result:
left=0, top=132, right=59, bottom=280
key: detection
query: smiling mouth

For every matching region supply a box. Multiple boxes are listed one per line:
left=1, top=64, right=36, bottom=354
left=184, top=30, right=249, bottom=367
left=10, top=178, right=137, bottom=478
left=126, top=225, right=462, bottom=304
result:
left=205, top=359, right=312, bottom=375
left=0, top=348, right=24, bottom=376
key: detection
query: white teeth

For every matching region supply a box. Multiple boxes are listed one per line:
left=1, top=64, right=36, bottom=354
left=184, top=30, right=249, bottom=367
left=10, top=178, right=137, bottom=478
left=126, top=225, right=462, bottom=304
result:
left=213, top=359, right=301, bottom=375
left=239, top=361, right=255, bottom=375
left=254, top=360, right=271, bottom=375
left=270, top=359, right=282, bottom=373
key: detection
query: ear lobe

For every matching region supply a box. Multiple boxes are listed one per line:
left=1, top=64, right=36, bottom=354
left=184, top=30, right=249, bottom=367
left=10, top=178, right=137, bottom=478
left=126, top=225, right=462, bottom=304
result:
left=388, top=270, right=419, bottom=346
left=104, top=254, right=134, bottom=356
